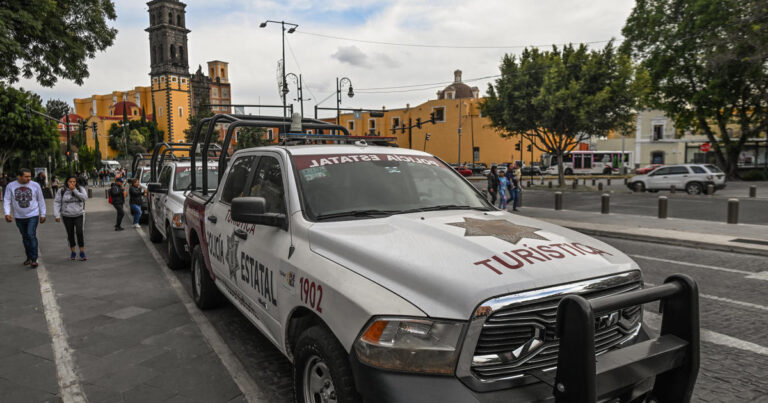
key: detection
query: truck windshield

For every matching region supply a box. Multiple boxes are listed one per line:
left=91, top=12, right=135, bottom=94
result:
left=140, top=170, right=151, bottom=184
left=174, top=166, right=218, bottom=191
left=292, top=153, right=492, bottom=220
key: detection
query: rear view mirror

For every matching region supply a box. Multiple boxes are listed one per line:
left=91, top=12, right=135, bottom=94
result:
left=231, top=197, right=287, bottom=229
left=147, top=182, right=167, bottom=194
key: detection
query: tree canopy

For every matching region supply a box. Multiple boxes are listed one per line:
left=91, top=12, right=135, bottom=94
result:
left=45, top=99, right=70, bottom=120
left=0, top=83, right=60, bottom=174
left=185, top=106, right=214, bottom=143
left=235, top=126, right=270, bottom=150
left=108, top=119, right=163, bottom=158
left=622, top=0, right=768, bottom=177
left=0, top=0, right=117, bottom=87
left=481, top=42, right=644, bottom=184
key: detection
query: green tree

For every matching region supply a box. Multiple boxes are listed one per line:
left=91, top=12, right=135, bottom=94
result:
left=622, top=0, right=768, bottom=178
left=77, top=144, right=97, bottom=172
left=45, top=99, right=69, bottom=120
left=235, top=127, right=269, bottom=150
left=0, top=83, right=59, bottom=174
left=481, top=42, right=644, bottom=185
left=185, top=106, right=214, bottom=143
left=0, top=0, right=117, bottom=87
left=108, top=121, right=161, bottom=158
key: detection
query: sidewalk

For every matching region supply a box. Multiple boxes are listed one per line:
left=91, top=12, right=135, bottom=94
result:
left=514, top=206, right=768, bottom=256
left=0, top=195, right=246, bottom=402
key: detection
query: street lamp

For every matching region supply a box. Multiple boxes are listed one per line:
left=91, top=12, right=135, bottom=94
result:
left=285, top=72, right=306, bottom=118
left=336, top=77, right=354, bottom=126
left=260, top=20, right=298, bottom=120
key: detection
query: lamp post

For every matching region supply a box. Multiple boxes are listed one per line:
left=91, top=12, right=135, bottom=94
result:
left=260, top=20, right=298, bottom=120
left=286, top=72, right=307, bottom=117
left=336, top=77, right=354, bottom=126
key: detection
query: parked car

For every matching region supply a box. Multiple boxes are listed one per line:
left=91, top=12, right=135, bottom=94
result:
left=466, top=162, right=487, bottom=175
left=635, top=164, right=663, bottom=175
left=627, top=164, right=726, bottom=194
left=521, top=165, right=542, bottom=176
left=449, top=164, right=473, bottom=177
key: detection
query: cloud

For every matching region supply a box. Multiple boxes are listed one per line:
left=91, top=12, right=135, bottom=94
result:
left=332, top=46, right=371, bottom=67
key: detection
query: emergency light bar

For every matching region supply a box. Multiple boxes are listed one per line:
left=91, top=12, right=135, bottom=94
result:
left=279, top=133, right=398, bottom=144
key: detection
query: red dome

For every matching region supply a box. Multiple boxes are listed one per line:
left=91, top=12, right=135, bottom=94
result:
left=58, top=113, right=82, bottom=124
left=112, top=101, right=139, bottom=115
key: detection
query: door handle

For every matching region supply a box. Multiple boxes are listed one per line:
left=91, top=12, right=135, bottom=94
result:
left=234, top=228, right=247, bottom=240
left=207, top=215, right=217, bottom=223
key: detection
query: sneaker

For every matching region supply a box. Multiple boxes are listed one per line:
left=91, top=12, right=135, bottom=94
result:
left=71, top=252, right=77, bottom=260
left=79, top=252, right=87, bottom=261
left=23, top=259, right=31, bottom=266
left=30, top=260, right=38, bottom=268
left=134, top=224, right=141, bottom=228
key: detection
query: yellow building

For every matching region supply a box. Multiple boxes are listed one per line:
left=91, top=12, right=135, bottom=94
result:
left=73, top=87, right=153, bottom=158
left=334, top=70, right=546, bottom=167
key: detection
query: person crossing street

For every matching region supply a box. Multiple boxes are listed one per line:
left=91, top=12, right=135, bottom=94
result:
left=3, top=168, right=46, bottom=268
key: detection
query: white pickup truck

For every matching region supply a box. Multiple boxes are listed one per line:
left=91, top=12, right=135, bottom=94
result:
left=184, top=120, right=699, bottom=403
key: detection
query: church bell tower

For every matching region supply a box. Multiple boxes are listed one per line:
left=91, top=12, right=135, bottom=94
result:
left=146, top=0, right=191, bottom=142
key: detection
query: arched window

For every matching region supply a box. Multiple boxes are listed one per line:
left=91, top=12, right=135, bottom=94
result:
left=178, top=107, right=183, bottom=117
left=170, top=45, right=175, bottom=60
left=177, top=14, right=182, bottom=26
left=168, top=12, right=173, bottom=24
left=221, top=68, right=225, bottom=78
left=178, top=46, right=184, bottom=61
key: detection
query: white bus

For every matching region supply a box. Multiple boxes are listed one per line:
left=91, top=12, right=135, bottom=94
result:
left=542, top=150, right=633, bottom=175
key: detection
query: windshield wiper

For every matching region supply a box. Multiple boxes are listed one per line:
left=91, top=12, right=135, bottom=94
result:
left=315, top=209, right=398, bottom=221
left=398, top=205, right=492, bottom=214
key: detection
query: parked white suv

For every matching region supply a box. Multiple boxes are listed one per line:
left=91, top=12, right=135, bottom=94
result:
left=628, top=164, right=726, bottom=194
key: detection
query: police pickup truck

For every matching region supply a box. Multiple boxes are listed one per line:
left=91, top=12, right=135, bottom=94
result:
left=184, top=114, right=700, bottom=403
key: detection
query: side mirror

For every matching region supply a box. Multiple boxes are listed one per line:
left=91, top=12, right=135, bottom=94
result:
left=231, top=197, right=287, bottom=229
left=147, top=182, right=167, bottom=194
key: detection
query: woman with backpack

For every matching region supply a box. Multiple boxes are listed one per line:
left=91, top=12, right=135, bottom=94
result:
left=53, top=175, right=88, bottom=261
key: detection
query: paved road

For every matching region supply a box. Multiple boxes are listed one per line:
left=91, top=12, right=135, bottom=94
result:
left=145, top=232, right=768, bottom=402
left=520, top=190, right=768, bottom=225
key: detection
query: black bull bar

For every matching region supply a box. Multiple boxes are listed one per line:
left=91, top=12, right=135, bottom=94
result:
left=552, top=274, right=699, bottom=402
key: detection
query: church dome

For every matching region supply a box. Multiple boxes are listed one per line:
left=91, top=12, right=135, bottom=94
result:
left=110, top=101, right=140, bottom=117
left=437, top=70, right=478, bottom=99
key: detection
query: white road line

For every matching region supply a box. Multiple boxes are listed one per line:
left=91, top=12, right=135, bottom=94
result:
left=630, top=254, right=766, bottom=280
left=645, top=282, right=768, bottom=312
left=136, top=228, right=268, bottom=403
left=36, top=257, right=88, bottom=403
left=644, top=311, right=768, bottom=356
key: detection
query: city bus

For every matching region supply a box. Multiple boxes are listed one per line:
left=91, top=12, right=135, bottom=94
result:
left=541, top=150, right=633, bottom=175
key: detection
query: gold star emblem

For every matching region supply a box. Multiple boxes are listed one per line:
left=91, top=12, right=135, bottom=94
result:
left=448, top=217, right=548, bottom=245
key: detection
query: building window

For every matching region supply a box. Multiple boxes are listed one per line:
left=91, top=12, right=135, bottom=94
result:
left=170, top=45, right=175, bottom=60
left=306, top=130, right=313, bottom=134
left=221, top=68, right=225, bottom=78
left=348, top=120, right=355, bottom=131
left=651, top=151, right=665, bottom=164
left=432, top=106, right=446, bottom=122
left=133, top=110, right=138, bottom=116
left=392, top=117, right=400, bottom=128
left=177, top=14, right=182, bottom=26
left=168, top=12, right=173, bottom=24
left=153, top=78, right=158, bottom=84
left=179, top=107, right=183, bottom=117
left=446, top=91, right=455, bottom=99
left=368, top=119, right=376, bottom=130
left=159, top=107, right=163, bottom=117
left=212, top=87, right=218, bottom=97
left=171, top=76, right=177, bottom=82
left=652, top=124, right=664, bottom=141
left=267, top=128, right=274, bottom=140
left=222, top=89, right=228, bottom=98
left=178, top=46, right=184, bottom=61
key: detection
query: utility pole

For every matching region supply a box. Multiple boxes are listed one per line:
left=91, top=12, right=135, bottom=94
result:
left=458, top=100, right=462, bottom=164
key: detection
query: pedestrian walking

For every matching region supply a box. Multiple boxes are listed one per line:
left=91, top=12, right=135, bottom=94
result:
left=498, top=172, right=509, bottom=210
left=506, top=163, right=521, bottom=211
left=128, top=178, right=146, bottom=228
left=51, top=176, right=61, bottom=196
left=3, top=168, right=46, bottom=268
left=77, top=171, right=88, bottom=188
left=109, top=178, right=126, bottom=230
left=487, top=166, right=499, bottom=205
left=98, top=170, right=105, bottom=187
left=54, top=176, right=88, bottom=261
left=91, top=169, right=98, bottom=186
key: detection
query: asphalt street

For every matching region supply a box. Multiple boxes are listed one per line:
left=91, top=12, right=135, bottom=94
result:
left=144, top=231, right=768, bottom=402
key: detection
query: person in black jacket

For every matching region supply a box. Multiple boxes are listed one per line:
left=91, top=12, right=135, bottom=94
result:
left=109, top=178, right=126, bottom=230
left=128, top=179, right=146, bottom=228
left=486, top=166, right=499, bottom=205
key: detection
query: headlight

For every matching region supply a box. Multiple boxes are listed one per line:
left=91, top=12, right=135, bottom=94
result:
left=172, top=213, right=184, bottom=228
left=353, top=317, right=464, bottom=375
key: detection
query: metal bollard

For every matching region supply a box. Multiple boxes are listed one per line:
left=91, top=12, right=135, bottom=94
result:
left=527, top=180, right=532, bottom=187
left=548, top=181, right=553, bottom=188
left=706, top=184, right=714, bottom=195
left=670, top=185, right=676, bottom=194
left=105, top=189, right=109, bottom=199
left=87, top=188, right=93, bottom=198
left=583, top=178, right=587, bottom=185
left=601, top=193, right=610, bottom=214
left=750, top=185, right=757, bottom=198
left=572, top=180, right=578, bottom=190
left=555, top=192, right=563, bottom=210
left=658, top=196, right=668, bottom=219
left=624, top=178, right=628, bottom=185
left=591, top=179, right=596, bottom=186
left=727, top=198, right=739, bottom=224
left=598, top=183, right=604, bottom=191
left=607, top=179, right=611, bottom=186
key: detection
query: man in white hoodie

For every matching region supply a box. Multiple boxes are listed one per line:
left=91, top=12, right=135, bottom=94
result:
left=4, top=168, right=47, bottom=268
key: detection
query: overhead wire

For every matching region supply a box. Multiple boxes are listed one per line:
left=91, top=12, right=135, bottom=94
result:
left=285, top=36, right=319, bottom=104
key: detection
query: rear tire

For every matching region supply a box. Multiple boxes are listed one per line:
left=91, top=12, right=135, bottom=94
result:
left=166, top=225, right=186, bottom=270
left=603, top=168, right=612, bottom=175
left=564, top=168, right=573, bottom=175
left=190, top=244, right=222, bottom=309
left=686, top=182, right=702, bottom=195
left=293, top=326, right=360, bottom=403
left=148, top=213, right=163, bottom=243
left=632, top=182, right=645, bottom=192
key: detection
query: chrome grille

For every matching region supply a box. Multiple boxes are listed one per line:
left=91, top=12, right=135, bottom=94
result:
left=459, top=272, right=644, bottom=387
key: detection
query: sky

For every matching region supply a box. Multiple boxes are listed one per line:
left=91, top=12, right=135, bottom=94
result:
left=19, top=0, right=637, bottom=119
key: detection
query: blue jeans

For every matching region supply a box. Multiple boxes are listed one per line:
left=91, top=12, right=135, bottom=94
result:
left=130, top=203, right=142, bottom=225
left=510, top=188, right=519, bottom=209
left=15, top=216, right=39, bottom=261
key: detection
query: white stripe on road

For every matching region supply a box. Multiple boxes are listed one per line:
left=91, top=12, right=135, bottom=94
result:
left=645, top=282, right=768, bottom=312
left=36, top=257, right=88, bottom=403
left=630, top=254, right=766, bottom=280
left=136, top=228, right=268, bottom=403
left=644, top=311, right=768, bottom=356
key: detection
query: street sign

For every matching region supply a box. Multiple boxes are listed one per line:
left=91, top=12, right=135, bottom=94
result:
left=700, top=143, right=711, bottom=152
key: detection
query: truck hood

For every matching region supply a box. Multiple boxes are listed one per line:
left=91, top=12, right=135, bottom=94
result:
left=308, top=210, right=638, bottom=319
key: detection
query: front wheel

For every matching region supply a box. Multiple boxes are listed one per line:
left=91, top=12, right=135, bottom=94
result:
left=686, top=182, right=703, bottom=195
left=294, top=326, right=360, bottom=403
left=190, top=244, right=222, bottom=309
left=564, top=168, right=573, bottom=175
left=603, top=168, right=613, bottom=175
left=166, top=225, right=186, bottom=270
left=632, top=182, right=645, bottom=192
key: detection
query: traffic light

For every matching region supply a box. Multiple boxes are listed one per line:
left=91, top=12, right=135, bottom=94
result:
left=515, top=143, right=521, bottom=151
left=425, top=133, right=431, bottom=140
left=430, top=112, right=436, bottom=123
left=401, top=125, right=406, bottom=134
left=527, top=144, right=532, bottom=152
left=92, top=122, right=97, bottom=132
left=416, top=118, right=422, bottom=129
left=391, top=127, right=397, bottom=134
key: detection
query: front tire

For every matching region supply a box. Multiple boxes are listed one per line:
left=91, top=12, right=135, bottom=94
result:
left=190, top=244, right=222, bottom=309
left=686, top=182, right=703, bottom=195
left=564, top=168, right=573, bottom=176
left=603, top=168, right=613, bottom=175
left=632, top=182, right=645, bottom=192
left=166, top=225, right=186, bottom=270
left=294, top=326, right=360, bottom=403
left=148, top=213, right=163, bottom=243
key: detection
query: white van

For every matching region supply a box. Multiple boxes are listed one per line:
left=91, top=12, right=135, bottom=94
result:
left=101, top=160, right=121, bottom=174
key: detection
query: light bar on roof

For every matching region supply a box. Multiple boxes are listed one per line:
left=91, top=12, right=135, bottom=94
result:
left=279, top=133, right=398, bottom=143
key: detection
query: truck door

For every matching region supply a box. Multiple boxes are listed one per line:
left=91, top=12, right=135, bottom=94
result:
left=154, top=165, right=173, bottom=231
left=234, top=153, right=290, bottom=338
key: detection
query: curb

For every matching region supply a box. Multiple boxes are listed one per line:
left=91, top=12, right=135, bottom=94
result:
left=562, top=226, right=768, bottom=257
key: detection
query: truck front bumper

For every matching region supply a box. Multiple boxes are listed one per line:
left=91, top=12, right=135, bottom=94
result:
left=171, top=227, right=190, bottom=260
